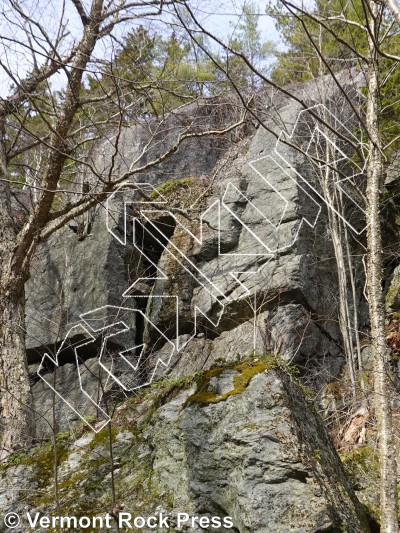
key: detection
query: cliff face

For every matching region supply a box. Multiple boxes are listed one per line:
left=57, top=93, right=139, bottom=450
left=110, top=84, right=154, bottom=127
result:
left=3, top=79, right=400, bottom=531
left=0, top=363, right=371, bottom=533
left=26, top=83, right=369, bottom=434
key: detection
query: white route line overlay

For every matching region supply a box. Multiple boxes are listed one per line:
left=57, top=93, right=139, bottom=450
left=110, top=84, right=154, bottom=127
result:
left=38, top=104, right=368, bottom=430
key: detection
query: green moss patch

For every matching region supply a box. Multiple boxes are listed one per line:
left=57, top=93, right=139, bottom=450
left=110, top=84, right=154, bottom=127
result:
left=339, top=446, right=379, bottom=477
left=140, top=177, right=196, bottom=207
left=148, top=177, right=193, bottom=199
left=185, top=360, right=268, bottom=406
left=338, top=445, right=381, bottom=522
left=1, top=355, right=281, bottom=520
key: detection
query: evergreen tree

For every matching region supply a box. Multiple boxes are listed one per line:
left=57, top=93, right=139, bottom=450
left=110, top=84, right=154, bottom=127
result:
left=221, top=1, right=274, bottom=94
left=86, top=26, right=158, bottom=121
left=268, top=0, right=366, bottom=85
left=268, top=0, right=400, bottom=152
left=87, top=25, right=216, bottom=118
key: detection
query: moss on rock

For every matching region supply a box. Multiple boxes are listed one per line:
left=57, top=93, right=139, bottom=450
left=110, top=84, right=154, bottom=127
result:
left=185, top=359, right=269, bottom=406
left=148, top=178, right=193, bottom=199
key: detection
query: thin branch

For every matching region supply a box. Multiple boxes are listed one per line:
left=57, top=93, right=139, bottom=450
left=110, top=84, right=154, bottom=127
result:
left=70, top=0, right=89, bottom=25
left=41, top=113, right=247, bottom=239
left=178, top=3, right=366, bottom=162
left=282, top=2, right=372, bottom=151
left=379, top=0, right=400, bottom=25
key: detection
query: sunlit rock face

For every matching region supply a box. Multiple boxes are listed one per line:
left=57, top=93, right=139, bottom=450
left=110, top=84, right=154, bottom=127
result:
left=0, top=365, right=371, bottom=533
left=23, top=82, right=373, bottom=435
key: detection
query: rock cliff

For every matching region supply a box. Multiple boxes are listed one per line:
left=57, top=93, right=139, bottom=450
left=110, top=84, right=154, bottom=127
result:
left=2, top=78, right=400, bottom=531
left=0, top=362, right=372, bottom=532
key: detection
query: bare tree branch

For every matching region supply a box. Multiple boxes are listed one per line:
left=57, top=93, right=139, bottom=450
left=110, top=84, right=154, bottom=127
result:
left=70, top=0, right=89, bottom=25
left=379, top=0, right=400, bottom=25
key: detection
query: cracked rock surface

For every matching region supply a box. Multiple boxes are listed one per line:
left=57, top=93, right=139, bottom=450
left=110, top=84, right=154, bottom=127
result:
left=0, top=366, right=370, bottom=532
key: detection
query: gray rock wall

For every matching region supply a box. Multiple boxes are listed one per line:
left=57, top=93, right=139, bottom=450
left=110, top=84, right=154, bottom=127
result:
left=8, top=84, right=391, bottom=532
left=0, top=365, right=371, bottom=533
left=25, top=89, right=370, bottom=434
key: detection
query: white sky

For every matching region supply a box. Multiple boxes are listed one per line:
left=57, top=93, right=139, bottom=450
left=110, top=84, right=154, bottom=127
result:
left=0, top=0, right=280, bottom=97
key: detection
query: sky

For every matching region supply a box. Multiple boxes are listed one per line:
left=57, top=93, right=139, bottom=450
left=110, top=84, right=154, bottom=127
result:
left=0, top=0, right=280, bottom=97
left=183, top=0, right=278, bottom=39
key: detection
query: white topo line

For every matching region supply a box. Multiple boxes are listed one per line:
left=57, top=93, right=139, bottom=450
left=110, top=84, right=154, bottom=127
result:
left=38, top=104, right=367, bottom=430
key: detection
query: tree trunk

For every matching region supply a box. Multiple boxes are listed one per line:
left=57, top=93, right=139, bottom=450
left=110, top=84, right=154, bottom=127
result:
left=0, top=0, right=105, bottom=458
left=0, top=285, right=34, bottom=459
left=366, top=2, right=398, bottom=530
left=0, top=182, right=34, bottom=459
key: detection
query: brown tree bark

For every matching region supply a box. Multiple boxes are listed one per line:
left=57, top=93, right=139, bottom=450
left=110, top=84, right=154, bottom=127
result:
left=0, top=0, right=238, bottom=457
